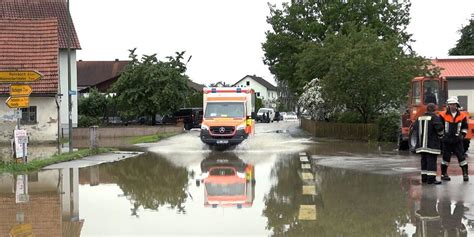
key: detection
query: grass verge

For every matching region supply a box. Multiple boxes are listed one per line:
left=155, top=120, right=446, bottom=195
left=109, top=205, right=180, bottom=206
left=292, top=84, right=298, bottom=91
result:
left=0, top=147, right=114, bottom=174
left=128, top=132, right=180, bottom=144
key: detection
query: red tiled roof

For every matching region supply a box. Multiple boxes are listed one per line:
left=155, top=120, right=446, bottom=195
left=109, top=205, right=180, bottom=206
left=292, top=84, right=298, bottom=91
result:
left=0, top=18, right=59, bottom=95
left=77, top=60, right=129, bottom=87
left=0, top=0, right=81, bottom=49
left=431, top=58, right=474, bottom=78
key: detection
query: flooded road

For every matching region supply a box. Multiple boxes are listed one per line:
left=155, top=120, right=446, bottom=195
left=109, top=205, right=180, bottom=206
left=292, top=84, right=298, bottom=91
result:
left=1, top=121, right=474, bottom=236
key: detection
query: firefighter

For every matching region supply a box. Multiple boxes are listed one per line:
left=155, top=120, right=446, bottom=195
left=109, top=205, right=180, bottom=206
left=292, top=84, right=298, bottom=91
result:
left=413, top=103, right=444, bottom=184
left=439, top=96, right=469, bottom=182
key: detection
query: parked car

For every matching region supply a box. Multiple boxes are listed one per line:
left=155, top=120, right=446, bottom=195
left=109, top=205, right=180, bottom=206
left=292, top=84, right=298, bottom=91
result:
left=283, top=111, right=298, bottom=121
left=162, top=108, right=203, bottom=130
left=256, top=108, right=275, bottom=123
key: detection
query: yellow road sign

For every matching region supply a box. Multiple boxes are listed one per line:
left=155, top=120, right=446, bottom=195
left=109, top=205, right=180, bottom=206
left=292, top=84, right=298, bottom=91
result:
left=10, top=84, right=33, bottom=96
left=6, top=96, right=29, bottom=108
left=0, top=70, right=42, bottom=82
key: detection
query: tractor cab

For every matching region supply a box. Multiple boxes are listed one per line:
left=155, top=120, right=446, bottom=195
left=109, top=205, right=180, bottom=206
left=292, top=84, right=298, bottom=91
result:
left=399, top=77, right=448, bottom=150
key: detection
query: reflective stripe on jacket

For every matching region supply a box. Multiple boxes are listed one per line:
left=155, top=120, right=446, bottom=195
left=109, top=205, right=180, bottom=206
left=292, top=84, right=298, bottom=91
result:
left=439, top=110, right=468, bottom=143
left=413, top=113, right=444, bottom=154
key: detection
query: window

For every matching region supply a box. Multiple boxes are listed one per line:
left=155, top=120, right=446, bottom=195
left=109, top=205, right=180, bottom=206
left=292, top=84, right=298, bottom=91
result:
left=458, top=96, right=468, bottom=111
left=21, top=106, right=37, bottom=124
left=412, top=81, right=420, bottom=105
left=256, top=92, right=260, bottom=97
left=246, top=81, right=250, bottom=86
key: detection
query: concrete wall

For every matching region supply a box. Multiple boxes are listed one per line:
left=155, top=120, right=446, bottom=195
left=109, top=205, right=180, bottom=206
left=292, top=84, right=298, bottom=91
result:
left=59, top=50, right=78, bottom=130
left=448, top=79, right=474, bottom=114
left=0, top=97, right=58, bottom=143
left=72, top=125, right=182, bottom=139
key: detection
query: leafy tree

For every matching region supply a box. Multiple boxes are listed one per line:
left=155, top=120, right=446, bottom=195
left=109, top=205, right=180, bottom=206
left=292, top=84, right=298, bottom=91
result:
left=263, top=0, right=413, bottom=95
left=298, top=78, right=340, bottom=121
left=449, top=19, right=474, bottom=55
left=110, top=49, right=190, bottom=124
left=78, top=87, right=108, bottom=127
left=317, top=25, right=425, bottom=123
left=187, top=90, right=203, bottom=108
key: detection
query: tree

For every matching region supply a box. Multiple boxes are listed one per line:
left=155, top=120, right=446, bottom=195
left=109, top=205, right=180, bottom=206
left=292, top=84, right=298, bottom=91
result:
left=298, top=78, right=340, bottom=121
left=110, top=49, right=190, bottom=124
left=317, top=26, right=425, bottom=123
left=78, top=87, right=108, bottom=127
left=263, top=0, right=413, bottom=95
left=449, top=19, right=474, bottom=55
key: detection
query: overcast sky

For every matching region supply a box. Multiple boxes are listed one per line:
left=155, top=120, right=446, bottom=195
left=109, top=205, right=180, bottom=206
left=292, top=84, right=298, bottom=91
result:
left=71, top=0, right=473, bottom=86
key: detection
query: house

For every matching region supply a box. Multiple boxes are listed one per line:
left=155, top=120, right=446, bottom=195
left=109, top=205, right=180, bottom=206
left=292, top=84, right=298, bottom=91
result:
left=431, top=56, right=474, bottom=113
left=77, top=60, right=204, bottom=94
left=233, top=75, right=278, bottom=108
left=77, top=60, right=129, bottom=94
left=0, top=0, right=82, bottom=136
left=0, top=18, right=59, bottom=142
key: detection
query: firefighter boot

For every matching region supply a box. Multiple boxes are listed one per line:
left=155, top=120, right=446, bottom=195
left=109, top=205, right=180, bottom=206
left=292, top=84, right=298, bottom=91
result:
left=441, top=164, right=451, bottom=181
left=421, top=174, right=427, bottom=183
left=427, top=176, right=442, bottom=185
left=462, top=165, right=469, bottom=182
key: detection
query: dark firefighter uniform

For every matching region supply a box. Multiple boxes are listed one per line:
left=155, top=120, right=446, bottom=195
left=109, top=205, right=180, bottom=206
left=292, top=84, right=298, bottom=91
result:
left=413, top=107, right=444, bottom=184
left=439, top=105, right=469, bottom=182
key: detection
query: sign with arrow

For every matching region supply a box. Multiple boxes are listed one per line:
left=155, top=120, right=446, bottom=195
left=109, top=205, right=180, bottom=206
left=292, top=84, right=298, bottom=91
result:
left=10, top=84, right=33, bottom=96
left=5, top=96, right=29, bottom=108
left=0, top=70, right=42, bottom=82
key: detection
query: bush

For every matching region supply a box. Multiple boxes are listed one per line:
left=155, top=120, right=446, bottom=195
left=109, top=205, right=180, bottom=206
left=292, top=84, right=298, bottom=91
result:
left=336, top=111, right=363, bottom=123
left=376, top=111, right=400, bottom=142
left=78, top=115, right=103, bottom=127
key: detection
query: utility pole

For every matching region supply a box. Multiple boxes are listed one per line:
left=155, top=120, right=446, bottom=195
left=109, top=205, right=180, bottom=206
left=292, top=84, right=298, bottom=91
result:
left=66, top=0, right=73, bottom=152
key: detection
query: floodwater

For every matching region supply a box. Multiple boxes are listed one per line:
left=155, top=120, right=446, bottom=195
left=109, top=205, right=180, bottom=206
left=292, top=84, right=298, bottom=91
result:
left=1, top=121, right=473, bottom=236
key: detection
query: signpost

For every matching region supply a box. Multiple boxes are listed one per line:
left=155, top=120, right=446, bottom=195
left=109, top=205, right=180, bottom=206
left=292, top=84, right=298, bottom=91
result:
left=0, top=70, right=41, bottom=163
left=10, top=84, right=32, bottom=96
left=5, top=96, right=29, bottom=109
left=0, top=70, right=42, bottom=82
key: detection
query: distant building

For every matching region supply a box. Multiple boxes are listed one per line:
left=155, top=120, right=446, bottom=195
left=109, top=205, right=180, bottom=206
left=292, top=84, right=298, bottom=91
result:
left=77, top=60, right=204, bottom=94
left=431, top=56, right=474, bottom=113
left=233, top=75, right=278, bottom=108
left=77, top=60, right=129, bottom=95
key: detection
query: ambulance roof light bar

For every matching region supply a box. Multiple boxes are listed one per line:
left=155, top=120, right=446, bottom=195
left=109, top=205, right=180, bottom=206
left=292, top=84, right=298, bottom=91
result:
left=204, top=87, right=252, bottom=94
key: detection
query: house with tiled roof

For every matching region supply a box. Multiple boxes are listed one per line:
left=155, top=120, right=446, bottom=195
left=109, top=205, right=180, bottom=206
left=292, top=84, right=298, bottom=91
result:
left=0, top=18, right=59, bottom=142
left=0, top=0, right=81, bottom=142
left=77, top=60, right=205, bottom=95
left=431, top=56, right=474, bottom=113
left=77, top=60, right=129, bottom=94
left=233, top=75, right=278, bottom=108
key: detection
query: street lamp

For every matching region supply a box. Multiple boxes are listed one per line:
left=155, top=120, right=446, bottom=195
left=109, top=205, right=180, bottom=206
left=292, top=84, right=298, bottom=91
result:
left=66, top=0, right=73, bottom=152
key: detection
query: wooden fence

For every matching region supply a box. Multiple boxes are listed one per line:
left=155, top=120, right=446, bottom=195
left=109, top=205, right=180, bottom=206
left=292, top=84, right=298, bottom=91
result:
left=300, top=117, right=379, bottom=141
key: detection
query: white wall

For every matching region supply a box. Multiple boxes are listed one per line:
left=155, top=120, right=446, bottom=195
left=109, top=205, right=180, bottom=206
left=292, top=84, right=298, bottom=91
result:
left=59, top=50, right=78, bottom=130
left=0, top=97, right=59, bottom=143
left=448, top=80, right=474, bottom=114
left=234, top=76, right=278, bottom=108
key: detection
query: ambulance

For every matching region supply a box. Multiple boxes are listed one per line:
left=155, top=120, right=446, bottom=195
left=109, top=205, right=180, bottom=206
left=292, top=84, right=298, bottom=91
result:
left=200, top=87, right=255, bottom=147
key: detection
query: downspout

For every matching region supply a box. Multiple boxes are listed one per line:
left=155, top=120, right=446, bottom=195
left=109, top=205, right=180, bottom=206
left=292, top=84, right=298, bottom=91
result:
left=55, top=93, right=62, bottom=154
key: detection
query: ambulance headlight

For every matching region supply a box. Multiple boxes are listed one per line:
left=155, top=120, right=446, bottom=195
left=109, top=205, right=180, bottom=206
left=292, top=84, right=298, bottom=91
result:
left=236, top=124, right=246, bottom=130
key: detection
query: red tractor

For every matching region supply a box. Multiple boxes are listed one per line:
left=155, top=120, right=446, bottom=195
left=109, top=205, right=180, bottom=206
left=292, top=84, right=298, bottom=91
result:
left=398, top=76, right=474, bottom=152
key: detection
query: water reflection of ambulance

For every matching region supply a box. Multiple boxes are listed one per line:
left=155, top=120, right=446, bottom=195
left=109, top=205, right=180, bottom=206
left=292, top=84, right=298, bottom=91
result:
left=196, top=153, right=255, bottom=208
left=200, top=87, right=255, bottom=147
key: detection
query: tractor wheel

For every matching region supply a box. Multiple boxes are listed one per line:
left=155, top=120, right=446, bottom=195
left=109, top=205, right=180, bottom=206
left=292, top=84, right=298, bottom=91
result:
left=398, top=134, right=408, bottom=151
